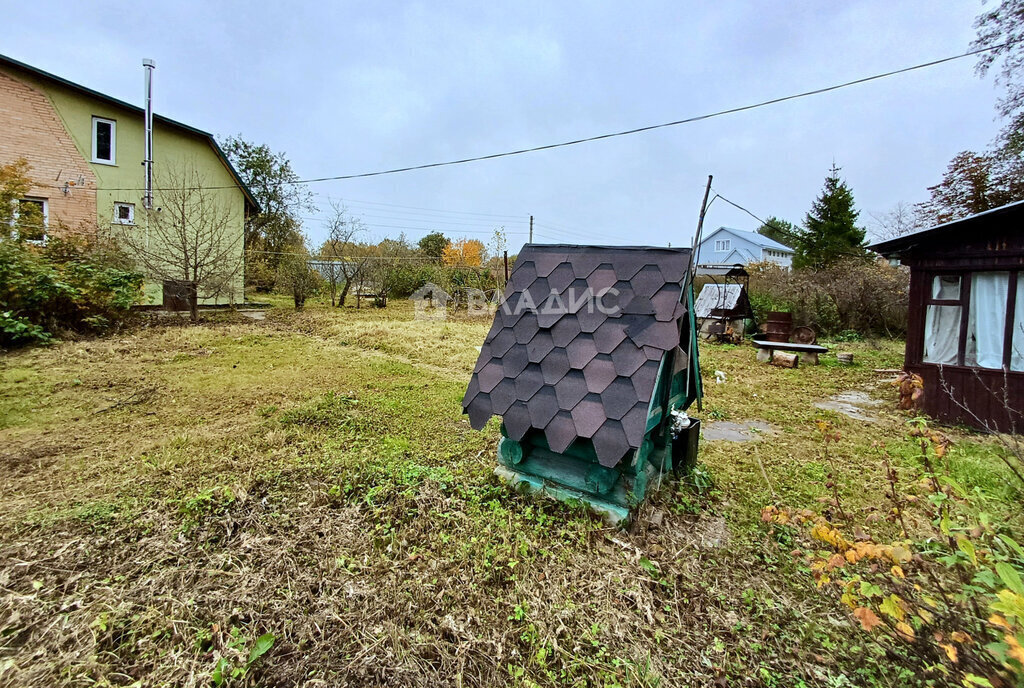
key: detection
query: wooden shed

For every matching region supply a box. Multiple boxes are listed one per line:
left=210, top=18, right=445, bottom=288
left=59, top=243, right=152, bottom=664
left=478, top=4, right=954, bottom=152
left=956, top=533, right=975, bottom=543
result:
left=870, top=201, right=1024, bottom=432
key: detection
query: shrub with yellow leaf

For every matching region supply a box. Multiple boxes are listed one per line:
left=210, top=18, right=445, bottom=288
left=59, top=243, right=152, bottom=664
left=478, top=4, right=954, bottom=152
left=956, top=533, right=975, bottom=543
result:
left=760, top=418, right=1024, bottom=686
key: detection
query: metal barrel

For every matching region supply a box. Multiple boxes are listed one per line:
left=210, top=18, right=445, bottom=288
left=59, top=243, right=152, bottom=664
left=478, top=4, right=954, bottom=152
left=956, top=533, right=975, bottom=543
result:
left=764, top=311, right=793, bottom=343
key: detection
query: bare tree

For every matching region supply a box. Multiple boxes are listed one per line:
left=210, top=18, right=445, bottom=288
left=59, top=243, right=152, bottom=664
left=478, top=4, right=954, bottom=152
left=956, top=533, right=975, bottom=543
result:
left=868, top=202, right=921, bottom=242
left=319, top=202, right=369, bottom=307
left=118, top=164, right=242, bottom=321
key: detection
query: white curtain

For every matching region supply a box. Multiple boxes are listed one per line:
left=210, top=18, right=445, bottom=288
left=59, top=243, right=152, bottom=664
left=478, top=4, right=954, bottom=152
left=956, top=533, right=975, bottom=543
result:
left=932, top=275, right=960, bottom=300
left=1013, top=278, right=1024, bottom=372
left=923, top=305, right=961, bottom=365
left=967, top=272, right=1009, bottom=369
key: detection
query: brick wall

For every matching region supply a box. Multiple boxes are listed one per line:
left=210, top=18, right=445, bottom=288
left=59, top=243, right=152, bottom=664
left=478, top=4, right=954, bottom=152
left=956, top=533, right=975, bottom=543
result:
left=0, top=68, right=97, bottom=235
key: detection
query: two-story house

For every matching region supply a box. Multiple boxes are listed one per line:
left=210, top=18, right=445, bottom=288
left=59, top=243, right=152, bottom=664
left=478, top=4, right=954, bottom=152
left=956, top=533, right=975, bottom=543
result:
left=696, top=226, right=794, bottom=268
left=0, top=53, right=258, bottom=308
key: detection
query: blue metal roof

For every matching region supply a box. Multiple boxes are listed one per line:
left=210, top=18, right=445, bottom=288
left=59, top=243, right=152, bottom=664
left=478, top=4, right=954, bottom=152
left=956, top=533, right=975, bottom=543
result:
left=702, top=226, right=794, bottom=252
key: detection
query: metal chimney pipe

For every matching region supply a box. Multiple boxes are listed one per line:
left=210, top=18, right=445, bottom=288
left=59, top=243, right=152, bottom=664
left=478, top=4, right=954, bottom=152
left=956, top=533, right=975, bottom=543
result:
left=142, top=58, right=155, bottom=209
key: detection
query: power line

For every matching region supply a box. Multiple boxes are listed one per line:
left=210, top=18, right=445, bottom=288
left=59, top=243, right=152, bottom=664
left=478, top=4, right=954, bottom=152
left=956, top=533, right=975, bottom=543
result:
left=41, top=38, right=1022, bottom=195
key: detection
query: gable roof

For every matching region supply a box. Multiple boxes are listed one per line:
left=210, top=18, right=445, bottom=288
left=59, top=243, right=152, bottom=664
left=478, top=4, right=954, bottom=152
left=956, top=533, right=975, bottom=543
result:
left=869, top=200, right=1024, bottom=257
left=700, top=226, right=794, bottom=253
left=0, top=53, right=259, bottom=214
left=462, top=244, right=692, bottom=468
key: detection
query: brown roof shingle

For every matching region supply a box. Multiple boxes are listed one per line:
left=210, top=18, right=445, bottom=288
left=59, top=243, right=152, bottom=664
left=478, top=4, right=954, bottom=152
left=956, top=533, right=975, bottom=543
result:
left=463, top=244, right=691, bottom=468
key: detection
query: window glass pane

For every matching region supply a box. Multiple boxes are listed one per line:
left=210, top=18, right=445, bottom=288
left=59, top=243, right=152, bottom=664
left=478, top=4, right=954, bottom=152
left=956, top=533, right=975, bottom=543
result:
left=923, top=305, right=961, bottom=364
left=95, top=121, right=112, bottom=160
left=15, top=200, right=45, bottom=242
left=1012, top=277, right=1024, bottom=372
left=932, top=275, right=960, bottom=300
left=965, top=272, right=1009, bottom=369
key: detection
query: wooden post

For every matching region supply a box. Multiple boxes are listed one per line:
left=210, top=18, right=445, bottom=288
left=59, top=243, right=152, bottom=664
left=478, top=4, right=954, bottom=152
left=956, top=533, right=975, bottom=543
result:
left=503, top=250, right=509, bottom=283
left=529, top=215, right=533, bottom=244
left=684, top=175, right=713, bottom=412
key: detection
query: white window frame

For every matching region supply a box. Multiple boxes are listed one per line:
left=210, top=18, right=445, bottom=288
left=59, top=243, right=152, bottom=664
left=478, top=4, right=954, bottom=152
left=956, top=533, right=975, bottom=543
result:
left=92, top=116, right=116, bottom=165
left=12, top=197, right=48, bottom=244
left=715, top=239, right=731, bottom=252
left=113, top=202, right=135, bottom=225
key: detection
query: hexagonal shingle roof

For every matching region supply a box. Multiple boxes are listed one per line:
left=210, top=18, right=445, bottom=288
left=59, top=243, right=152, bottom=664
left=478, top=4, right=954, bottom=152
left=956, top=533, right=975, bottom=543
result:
left=463, top=245, right=691, bottom=468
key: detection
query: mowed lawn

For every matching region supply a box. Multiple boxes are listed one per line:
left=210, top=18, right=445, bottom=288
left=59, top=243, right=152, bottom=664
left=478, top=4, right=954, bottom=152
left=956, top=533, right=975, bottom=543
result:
left=1, top=299, right=1020, bottom=687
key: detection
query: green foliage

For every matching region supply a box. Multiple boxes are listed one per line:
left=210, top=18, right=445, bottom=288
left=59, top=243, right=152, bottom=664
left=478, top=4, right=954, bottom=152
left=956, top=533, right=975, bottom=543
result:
left=746, top=258, right=908, bottom=337
left=794, top=165, right=867, bottom=270
left=762, top=420, right=1024, bottom=685
left=0, top=158, right=35, bottom=228
left=417, top=231, right=450, bottom=261
left=756, top=216, right=798, bottom=248
left=274, top=243, right=321, bottom=310
left=209, top=627, right=275, bottom=686
left=0, top=236, right=143, bottom=346
left=220, top=136, right=312, bottom=274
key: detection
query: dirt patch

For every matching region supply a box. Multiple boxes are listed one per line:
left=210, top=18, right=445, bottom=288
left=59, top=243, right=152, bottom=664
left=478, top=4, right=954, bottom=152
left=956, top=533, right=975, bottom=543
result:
left=813, top=390, right=883, bottom=422
left=0, top=442, right=75, bottom=476
left=701, top=420, right=776, bottom=442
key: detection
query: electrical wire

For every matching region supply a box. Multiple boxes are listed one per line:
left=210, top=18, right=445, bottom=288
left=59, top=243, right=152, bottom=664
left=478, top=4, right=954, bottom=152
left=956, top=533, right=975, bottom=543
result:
left=41, top=38, right=1022, bottom=195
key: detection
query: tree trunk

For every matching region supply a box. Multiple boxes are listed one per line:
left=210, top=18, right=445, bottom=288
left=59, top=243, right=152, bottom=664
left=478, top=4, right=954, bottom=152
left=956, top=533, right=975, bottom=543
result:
left=338, top=280, right=350, bottom=307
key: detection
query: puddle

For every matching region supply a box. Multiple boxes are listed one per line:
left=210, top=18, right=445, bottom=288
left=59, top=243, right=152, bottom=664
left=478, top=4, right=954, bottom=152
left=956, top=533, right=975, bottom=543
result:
left=701, top=420, right=776, bottom=442
left=814, top=390, right=882, bottom=422
left=239, top=310, right=267, bottom=321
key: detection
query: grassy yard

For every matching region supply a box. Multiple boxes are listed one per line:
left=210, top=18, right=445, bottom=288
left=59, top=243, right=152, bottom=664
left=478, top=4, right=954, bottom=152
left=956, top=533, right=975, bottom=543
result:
left=1, top=299, right=1020, bottom=687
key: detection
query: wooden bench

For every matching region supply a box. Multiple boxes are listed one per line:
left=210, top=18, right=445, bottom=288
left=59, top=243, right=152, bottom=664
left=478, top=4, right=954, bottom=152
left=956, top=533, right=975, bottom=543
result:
left=752, top=337, right=829, bottom=365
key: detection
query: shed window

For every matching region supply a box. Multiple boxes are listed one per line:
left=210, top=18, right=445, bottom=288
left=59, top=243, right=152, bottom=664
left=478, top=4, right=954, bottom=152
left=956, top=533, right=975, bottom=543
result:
left=966, top=273, right=1009, bottom=369
left=1013, top=279, right=1024, bottom=372
left=923, top=305, right=961, bottom=365
left=922, top=270, right=1023, bottom=371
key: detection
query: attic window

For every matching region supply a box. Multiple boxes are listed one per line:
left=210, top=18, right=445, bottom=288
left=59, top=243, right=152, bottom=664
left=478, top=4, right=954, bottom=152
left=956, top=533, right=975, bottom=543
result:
left=715, top=239, right=730, bottom=252
left=92, top=117, right=116, bottom=164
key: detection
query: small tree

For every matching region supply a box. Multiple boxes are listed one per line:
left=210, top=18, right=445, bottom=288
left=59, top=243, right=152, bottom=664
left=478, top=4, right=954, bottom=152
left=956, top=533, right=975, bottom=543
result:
left=118, top=164, right=242, bottom=322
left=1, top=158, right=44, bottom=242
left=319, top=202, right=370, bottom=307
left=442, top=238, right=485, bottom=267
left=276, top=243, right=319, bottom=310
left=794, top=165, right=866, bottom=270
left=220, top=136, right=312, bottom=276
left=375, top=235, right=418, bottom=307
left=418, top=232, right=449, bottom=262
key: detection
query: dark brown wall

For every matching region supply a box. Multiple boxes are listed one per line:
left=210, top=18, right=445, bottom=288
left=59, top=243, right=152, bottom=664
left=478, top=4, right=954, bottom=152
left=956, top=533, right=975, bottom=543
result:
left=897, top=212, right=1024, bottom=432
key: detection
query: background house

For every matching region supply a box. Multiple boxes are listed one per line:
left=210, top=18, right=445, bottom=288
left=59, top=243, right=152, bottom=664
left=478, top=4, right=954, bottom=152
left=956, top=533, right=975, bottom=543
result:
left=697, top=226, right=794, bottom=268
left=870, top=201, right=1024, bottom=432
left=0, top=54, right=258, bottom=308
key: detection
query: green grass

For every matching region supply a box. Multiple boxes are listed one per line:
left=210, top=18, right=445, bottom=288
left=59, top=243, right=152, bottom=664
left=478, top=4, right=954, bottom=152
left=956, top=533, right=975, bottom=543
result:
left=0, top=298, right=1020, bottom=687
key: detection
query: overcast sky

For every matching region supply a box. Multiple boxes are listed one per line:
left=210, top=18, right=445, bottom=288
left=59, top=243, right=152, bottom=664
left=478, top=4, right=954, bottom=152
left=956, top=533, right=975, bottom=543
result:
left=4, top=1, right=1004, bottom=251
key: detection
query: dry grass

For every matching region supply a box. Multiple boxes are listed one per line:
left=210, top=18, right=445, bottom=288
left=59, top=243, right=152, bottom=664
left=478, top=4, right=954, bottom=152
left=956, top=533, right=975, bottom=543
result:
left=0, top=298, right=1019, bottom=687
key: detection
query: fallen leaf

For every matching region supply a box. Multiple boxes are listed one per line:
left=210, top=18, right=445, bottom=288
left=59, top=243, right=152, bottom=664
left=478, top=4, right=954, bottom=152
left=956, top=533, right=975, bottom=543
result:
left=853, top=607, right=883, bottom=632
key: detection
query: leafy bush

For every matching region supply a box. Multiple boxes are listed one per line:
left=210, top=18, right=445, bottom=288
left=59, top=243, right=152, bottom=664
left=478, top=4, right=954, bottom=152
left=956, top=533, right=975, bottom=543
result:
left=746, top=258, right=908, bottom=337
left=762, top=419, right=1024, bottom=686
left=0, top=236, right=143, bottom=346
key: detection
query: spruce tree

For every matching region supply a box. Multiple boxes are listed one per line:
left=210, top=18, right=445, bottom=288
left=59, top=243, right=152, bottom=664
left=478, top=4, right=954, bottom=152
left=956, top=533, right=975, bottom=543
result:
left=794, top=165, right=866, bottom=269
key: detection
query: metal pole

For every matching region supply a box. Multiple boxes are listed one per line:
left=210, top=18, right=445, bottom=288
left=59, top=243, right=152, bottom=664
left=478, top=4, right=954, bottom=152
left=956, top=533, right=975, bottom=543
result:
left=685, top=174, right=713, bottom=413
left=503, top=250, right=509, bottom=283
left=142, top=59, right=155, bottom=210
left=529, top=215, right=533, bottom=244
